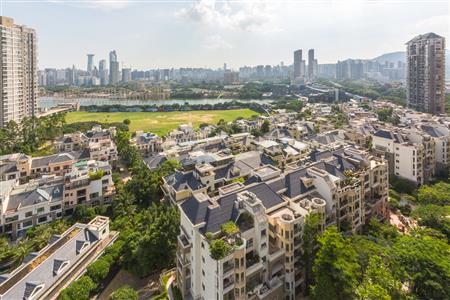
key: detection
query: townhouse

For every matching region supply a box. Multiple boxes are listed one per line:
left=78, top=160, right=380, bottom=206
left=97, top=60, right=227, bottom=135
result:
left=0, top=216, right=115, bottom=300
left=0, top=160, right=115, bottom=240
left=55, top=126, right=118, bottom=164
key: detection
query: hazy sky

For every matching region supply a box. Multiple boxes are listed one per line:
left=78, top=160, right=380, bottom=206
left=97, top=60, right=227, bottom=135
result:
left=2, top=0, right=449, bottom=69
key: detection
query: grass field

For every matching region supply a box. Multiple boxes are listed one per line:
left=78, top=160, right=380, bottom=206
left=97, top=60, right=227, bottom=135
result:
left=65, top=109, right=259, bottom=135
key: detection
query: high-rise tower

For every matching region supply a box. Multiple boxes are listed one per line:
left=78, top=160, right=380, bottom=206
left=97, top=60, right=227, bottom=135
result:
left=293, top=49, right=302, bottom=79
left=0, top=16, right=38, bottom=127
left=308, top=49, right=315, bottom=79
left=109, top=50, right=119, bottom=85
left=406, top=33, right=445, bottom=114
left=87, top=54, right=94, bottom=75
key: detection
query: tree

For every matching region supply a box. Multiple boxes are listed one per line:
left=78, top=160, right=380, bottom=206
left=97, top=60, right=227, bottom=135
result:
left=417, top=182, right=450, bottom=205
left=356, top=256, right=402, bottom=300
left=260, top=120, right=270, bottom=134
left=209, top=239, right=231, bottom=260
left=311, top=227, right=360, bottom=300
left=72, top=204, right=96, bottom=223
left=302, top=213, right=321, bottom=295
left=86, top=258, right=111, bottom=285
left=121, top=204, right=180, bottom=276
left=123, top=119, right=131, bottom=125
left=391, top=235, right=450, bottom=299
left=58, top=275, right=96, bottom=300
left=412, top=204, right=450, bottom=240
left=109, top=286, right=138, bottom=300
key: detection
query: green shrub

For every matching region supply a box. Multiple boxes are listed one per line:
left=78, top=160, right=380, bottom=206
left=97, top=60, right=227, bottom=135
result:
left=221, top=221, right=239, bottom=236
left=109, top=285, right=138, bottom=300
left=209, top=239, right=232, bottom=260
left=58, top=275, right=96, bottom=300
left=86, top=258, right=111, bottom=285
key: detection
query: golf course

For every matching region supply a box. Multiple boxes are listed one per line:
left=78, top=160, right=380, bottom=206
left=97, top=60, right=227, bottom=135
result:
left=65, top=109, right=259, bottom=136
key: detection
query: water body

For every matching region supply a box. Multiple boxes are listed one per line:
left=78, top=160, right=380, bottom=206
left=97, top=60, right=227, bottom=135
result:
left=38, top=97, right=272, bottom=109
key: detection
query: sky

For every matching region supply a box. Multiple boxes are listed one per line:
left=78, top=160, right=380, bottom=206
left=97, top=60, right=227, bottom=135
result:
left=1, top=0, right=449, bottom=69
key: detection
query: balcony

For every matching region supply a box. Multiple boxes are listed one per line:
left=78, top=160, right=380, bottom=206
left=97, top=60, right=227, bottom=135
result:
left=268, top=245, right=284, bottom=262
left=246, top=260, right=263, bottom=276
left=255, top=276, right=283, bottom=300
left=223, top=276, right=235, bottom=293
left=223, top=261, right=234, bottom=276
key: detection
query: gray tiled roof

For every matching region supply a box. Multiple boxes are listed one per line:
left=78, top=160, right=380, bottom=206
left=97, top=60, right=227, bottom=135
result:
left=164, top=171, right=203, bottom=192
left=181, top=182, right=284, bottom=234
left=0, top=225, right=99, bottom=300
left=7, top=183, right=64, bottom=212
left=421, top=125, right=449, bottom=138
left=31, top=151, right=88, bottom=168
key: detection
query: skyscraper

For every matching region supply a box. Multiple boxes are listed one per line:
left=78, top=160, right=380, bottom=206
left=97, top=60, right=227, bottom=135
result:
left=87, top=54, right=94, bottom=75
left=308, top=49, right=315, bottom=79
left=122, top=68, right=131, bottom=83
left=406, top=33, right=445, bottom=114
left=109, top=50, right=119, bottom=85
left=99, top=59, right=108, bottom=86
left=0, top=16, right=38, bottom=127
left=293, top=49, right=302, bottom=79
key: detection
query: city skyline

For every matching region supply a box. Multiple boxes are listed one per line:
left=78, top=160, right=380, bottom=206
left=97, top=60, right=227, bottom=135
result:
left=2, top=0, right=448, bottom=69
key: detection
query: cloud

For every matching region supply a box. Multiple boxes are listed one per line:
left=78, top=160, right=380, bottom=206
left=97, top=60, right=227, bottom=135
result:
left=204, top=34, right=233, bottom=50
left=415, top=15, right=449, bottom=35
left=47, top=0, right=132, bottom=10
left=175, top=0, right=281, bottom=33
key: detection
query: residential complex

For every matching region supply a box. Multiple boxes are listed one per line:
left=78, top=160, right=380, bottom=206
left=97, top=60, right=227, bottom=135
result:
left=0, top=159, right=114, bottom=239
left=175, top=145, right=388, bottom=300
left=0, top=16, right=38, bottom=127
left=0, top=126, right=117, bottom=239
left=406, top=33, right=446, bottom=114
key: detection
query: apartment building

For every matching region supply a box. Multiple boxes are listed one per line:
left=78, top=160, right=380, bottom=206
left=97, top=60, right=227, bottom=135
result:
left=372, top=129, right=435, bottom=184
left=0, top=16, right=38, bottom=127
left=130, top=131, right=162, bottom=154
left=162, top=150, right=274, bottom=205
left=176, top=146, right=388, bottom=299
left=55, top=126, right=118, bottom=163
left=62, top=160, right=115, bottom=214
left=0, top=177, right=63, bottom=239
left=167, top=123, right=214, bottom=144
left=0, top=151, right=91, bottom=183
left=0, top=216, right=114, bottom=300
left=419, top=124, right=450, bottom=173
left=406, top=33, right=445, bottom=114
left=177, top=182, right=324, bottom=300
left=0, top=160, right=114, bottom=239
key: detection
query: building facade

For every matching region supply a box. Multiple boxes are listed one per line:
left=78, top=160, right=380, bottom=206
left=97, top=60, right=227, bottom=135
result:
left=0, top=16, right=38, bottom=127
left=406, top=33, right=445, bottom=114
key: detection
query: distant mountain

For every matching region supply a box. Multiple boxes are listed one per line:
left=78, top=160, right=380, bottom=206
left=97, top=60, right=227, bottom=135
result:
left=372, top=50, right=450, bottom=79
left=372, top=51, right=406, bottom=64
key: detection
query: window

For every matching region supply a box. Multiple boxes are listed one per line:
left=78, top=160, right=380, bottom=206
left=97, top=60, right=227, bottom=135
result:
left=25, top=211, right=32, bottom=218
left=23, top=220, right=32, bottom=228
left=38, top=216, right=47, bottom=223
left=90, top=192, right=99, bottom=199
left=50, top=205, right=61, bottom=211
left=5, top=215, right=18, bottom=223
left=37, top=207, right=45, bottom=214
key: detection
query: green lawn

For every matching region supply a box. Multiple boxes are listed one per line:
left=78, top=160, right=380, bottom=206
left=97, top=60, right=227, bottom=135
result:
left=65, top=109, right=259, bottom=136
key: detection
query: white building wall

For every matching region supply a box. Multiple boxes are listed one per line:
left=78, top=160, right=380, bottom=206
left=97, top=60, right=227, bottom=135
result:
left=394, top=144, right=417, bottom=182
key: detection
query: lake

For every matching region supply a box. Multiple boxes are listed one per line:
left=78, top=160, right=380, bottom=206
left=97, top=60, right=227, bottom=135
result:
left=38, top=97, right=272, bottom=109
